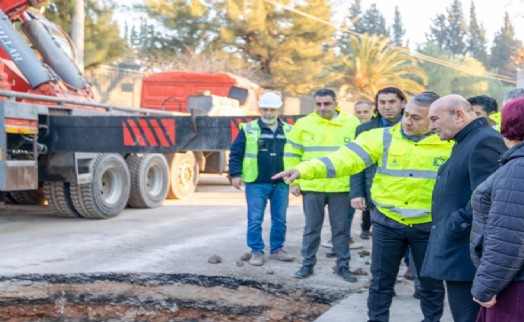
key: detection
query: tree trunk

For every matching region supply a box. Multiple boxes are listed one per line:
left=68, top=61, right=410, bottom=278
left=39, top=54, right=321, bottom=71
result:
left=71, top=0, right=85, bottom=72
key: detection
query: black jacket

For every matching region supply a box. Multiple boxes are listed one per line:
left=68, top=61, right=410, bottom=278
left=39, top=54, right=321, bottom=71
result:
left=228, top=119, right=287, bottom=184
left=349, top=116, right=389, bottom=205
left=421, top=118, right=507, bottom=281
left=470, top=141, right=524, bottom=302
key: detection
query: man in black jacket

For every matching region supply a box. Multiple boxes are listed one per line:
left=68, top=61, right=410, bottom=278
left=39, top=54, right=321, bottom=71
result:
left=422, top=94, right=507, bottom=322
left=349, top=87, right=406, bottom=240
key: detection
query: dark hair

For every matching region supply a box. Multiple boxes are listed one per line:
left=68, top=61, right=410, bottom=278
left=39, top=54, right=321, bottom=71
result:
left=467, top=95, right=498, bottom=114
left=374, top=87, right=406, bottom=111
left=314, top=88, right=337, bottom=101
left=411, top=91, right=440, bottom=107
left=501, top=97, right=524, bottom=141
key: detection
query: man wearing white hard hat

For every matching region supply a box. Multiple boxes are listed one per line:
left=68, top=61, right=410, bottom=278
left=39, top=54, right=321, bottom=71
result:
left=229, top=92, right=295, bottom=266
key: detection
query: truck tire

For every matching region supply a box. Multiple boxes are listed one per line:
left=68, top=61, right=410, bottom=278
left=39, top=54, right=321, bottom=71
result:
left=166, top=152, right=198, bottom=200
left=126, top=153, right=169, bottom=208
left=7, top=189, right=43, bottom=205
left=70, top=154, right=130, bottom=219
left=43, top=182, right=81, bottom=218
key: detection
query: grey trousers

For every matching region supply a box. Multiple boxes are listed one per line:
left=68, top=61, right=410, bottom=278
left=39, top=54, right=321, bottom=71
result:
left=301, top=191, right=350, bottom=268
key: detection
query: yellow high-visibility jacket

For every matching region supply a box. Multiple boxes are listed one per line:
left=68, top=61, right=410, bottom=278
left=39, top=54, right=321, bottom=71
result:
left=284, top=111, right=360, bottom=192
left=489, top=112, right=501, bottom=131
left=295, top=123, right=453, bottom=225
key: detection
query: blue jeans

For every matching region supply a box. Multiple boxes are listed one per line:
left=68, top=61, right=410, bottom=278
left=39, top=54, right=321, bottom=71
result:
left=245, top=182, right=289, bottom=254
left=368, top=221, right=445, bottom=322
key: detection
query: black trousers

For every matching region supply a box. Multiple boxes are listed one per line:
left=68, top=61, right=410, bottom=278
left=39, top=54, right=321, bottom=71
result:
left=445, top=281, right=480, bottom=322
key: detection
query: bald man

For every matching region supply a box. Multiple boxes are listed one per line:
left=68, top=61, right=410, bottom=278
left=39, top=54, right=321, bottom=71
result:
left=422, top=95, right=507, bottom=322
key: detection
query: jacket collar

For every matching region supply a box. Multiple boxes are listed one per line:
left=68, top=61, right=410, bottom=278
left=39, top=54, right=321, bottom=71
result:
left=500, top=141, right=524, bottom=165
left=453, top=117, right=489, bottom=143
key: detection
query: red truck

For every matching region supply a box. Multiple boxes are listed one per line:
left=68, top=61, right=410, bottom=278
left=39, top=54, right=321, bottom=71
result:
left=0, top=1, right=298, bottom=218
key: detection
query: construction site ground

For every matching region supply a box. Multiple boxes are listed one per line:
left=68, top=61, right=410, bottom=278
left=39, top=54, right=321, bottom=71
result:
left=0, top=174, right=452, bottom=321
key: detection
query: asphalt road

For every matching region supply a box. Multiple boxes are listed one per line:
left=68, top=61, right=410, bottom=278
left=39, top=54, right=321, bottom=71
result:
left=0, top=174, right=452, bottom=321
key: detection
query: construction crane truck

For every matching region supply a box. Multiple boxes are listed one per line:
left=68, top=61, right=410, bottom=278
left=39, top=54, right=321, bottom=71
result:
left=0, top=0, right=297, bottom=219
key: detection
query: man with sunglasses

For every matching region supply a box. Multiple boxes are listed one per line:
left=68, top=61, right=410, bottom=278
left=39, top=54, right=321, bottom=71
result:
left=284, top=88, right=360, bottom=282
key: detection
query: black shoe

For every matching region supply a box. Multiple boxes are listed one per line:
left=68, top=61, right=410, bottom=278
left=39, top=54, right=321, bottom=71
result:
left=325, top=251, right=336, bottom=258
left=337, top=267, right=357, bottom=282
left=360, top=231, right=370, bottom=240
left=413, top=291, right=421, bottom=299
left=294, top=266, right=314, bottom=279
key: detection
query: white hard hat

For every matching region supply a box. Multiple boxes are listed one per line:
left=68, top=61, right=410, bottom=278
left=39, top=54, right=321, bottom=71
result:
left=258, top=92, right=283, bottom=109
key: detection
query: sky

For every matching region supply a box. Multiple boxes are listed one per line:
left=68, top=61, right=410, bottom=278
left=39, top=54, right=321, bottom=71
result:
left=332, top=0, right=524, bottom=46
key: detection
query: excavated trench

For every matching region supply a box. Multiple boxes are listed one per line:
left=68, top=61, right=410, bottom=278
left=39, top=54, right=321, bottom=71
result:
left=0, top=273, right=350, bottom=321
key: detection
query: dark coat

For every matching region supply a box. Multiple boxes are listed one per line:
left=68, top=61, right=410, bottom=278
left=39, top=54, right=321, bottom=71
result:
left=228, top=119, right=287, bottom=184
left=470, top=141, right=524, bottom=302
left=349, top=116, right=390, bottom=205
left=421, top=117, right=507, bottom=281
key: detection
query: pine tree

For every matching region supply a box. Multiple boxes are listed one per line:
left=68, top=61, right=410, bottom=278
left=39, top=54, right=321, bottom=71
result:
left=391, top=6, right=405, bottom=46
left=426, top=0, right=467, bottom=56
left=219, top=0, right=335, bottom=94
left=490, top=12, right=522, bottom=77
left=348, top=0, right=365, bottom=34
left=467, top=2, right=488, bottom=65
left=426, top=14, right=448, bottom=50
left=359, top=3, right=388, bottom=36
left=444, top=0, right=467, bottom=55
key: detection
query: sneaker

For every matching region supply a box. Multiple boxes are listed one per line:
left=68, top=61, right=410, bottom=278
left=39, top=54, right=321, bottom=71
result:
left=350, top=238, right=363, bottom=250
left=337, top=267, right=358, bottom=282
left=320, top=239, right=333, bottom=249
left=294, top=266, right=314, bottom=279
left=360, top=231, right=370, bottom=240
left=249, top=253, right=264, bottom=266
left=269, top=249, right=295, bottom=262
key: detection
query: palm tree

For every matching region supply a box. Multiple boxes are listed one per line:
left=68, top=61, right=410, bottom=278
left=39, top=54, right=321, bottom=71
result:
left=335, top=34, right=427, bottom=101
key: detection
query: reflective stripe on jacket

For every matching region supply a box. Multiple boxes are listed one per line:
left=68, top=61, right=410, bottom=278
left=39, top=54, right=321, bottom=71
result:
left=284, top=111, right=360, bottom=192
left=240, top=120, right=291, bottom=183
left=295, top=123, right=453, bottom=225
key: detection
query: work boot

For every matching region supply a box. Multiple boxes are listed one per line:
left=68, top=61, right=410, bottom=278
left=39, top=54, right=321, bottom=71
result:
left=360, top=230, right=370, bottom=240
left=325, top=251, right=336, bottom=258
left=294, top=266, right=314, bottom=279
left=269, top=249, right=295, bottom=262
left=249, top=253, right=264, bottom=266
left=337, top=267, right=358, bottom=282
left=404, top=267, right=415, bottom=281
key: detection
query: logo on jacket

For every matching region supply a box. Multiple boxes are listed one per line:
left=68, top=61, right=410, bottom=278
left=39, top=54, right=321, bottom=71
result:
left=433, top=157, right=445, bottom=167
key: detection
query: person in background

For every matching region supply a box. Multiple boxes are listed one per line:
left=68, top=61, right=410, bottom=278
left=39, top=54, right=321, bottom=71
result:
left=354, top=99, right=374, bottom=123
left=467, top=95, right=498, bottom=127
left=350, top=87, right=406, bottom=241
left=228, top=92, right=295, bottom=266
left=275, top=92, right=451, bottom=322
left=284, top=88, right=360, bottom=282
left=470, top=97, right=524, bottom=322
left=422, top=95, right=507, bottom=322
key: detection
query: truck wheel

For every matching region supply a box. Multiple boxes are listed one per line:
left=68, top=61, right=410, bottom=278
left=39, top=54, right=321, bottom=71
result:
left=7, top=189, right=43, bottom=205
left=70, top=154, right=130, bottom=219
left=167, top=152, right=198, bottom=199
left=126, top=153, right=169, bottom=208
left=43, top=182, right=81, bottom=218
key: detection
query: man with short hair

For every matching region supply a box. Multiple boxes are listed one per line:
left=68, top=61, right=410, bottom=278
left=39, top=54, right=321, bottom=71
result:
left=350, top=87, right=406, bottom=240
left=467, top=95, right=498, bottom=127
left=354, top=99, right=374, bottom=123
left=229, top=92, right=295, bottom=266
left=422, top=94, right=507, bottom=322
left=275, top=92, right=451, bottom=322
left=284, top=88, right=360, bottom=282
